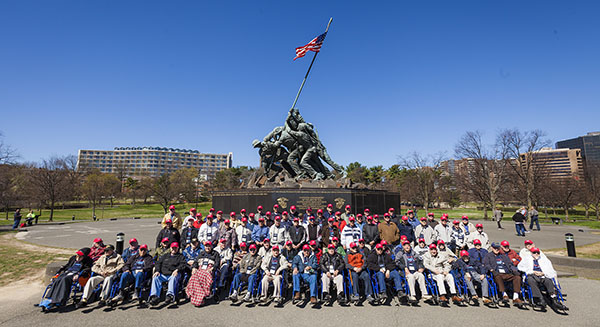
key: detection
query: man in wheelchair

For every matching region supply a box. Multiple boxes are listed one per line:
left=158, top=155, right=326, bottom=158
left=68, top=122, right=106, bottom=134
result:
left=517, top=247, right=568, bottom=310
left=110, top=244, right=153, bottom=304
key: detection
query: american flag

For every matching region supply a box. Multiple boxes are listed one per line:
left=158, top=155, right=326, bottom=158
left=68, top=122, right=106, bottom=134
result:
left=293, top=32, right=327, bottom=61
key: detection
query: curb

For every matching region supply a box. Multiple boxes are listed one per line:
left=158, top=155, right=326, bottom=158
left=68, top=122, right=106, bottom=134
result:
left=547, top=254, right=600, bottom=279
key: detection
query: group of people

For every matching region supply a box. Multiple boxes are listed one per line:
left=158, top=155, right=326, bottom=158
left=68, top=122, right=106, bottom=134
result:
left=38, top=204, right=567, bottom=312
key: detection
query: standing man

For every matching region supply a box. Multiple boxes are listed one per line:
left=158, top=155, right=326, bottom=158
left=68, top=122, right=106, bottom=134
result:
left=324, top=203, right=335, bottom=220
left=414, top=217, right=436, bottom=246
left=340, top=205, right=354, bottom=224
left=427, top=213, right=438, bottom=229
left=378, top=214, right=400, bottom=246
left=198, top=215, right=219, bottom=246
left=12, top=208, right=22, bottom=229
left=287, top=217, right=307, bottom=250
left=512, top=209, right=527, bottom=237
left=493, top=206, right=504, bottom=230
left=529, top=206, right=540, bottom=231
left=183, top=208, right=197, bottom=227
left=397, top=216, right=415, bottom=245
left=466, top=224, right=490, bottom=250
left=162, top=205, right=182, bottom=230
left=406, top=210, right=419, bottom=229
left=434, top=215, right=452, bottom=245
left=341, top=216, right=362, bottom=250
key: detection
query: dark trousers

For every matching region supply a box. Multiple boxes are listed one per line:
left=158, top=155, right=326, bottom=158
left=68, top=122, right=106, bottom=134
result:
left=46, top=273, right=75, bottom=305
left=529, top=217, right=540, bottom=230
left=526, top=274, right=555, bottom=298
left=494, top=273, right=521, bottom=294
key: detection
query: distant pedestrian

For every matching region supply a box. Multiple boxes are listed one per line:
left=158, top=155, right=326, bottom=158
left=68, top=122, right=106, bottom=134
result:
left=493, top=207, right=503, bottom=230
left=529, top=206, right=540, bottom=231
left=12, top=208, right=22, bottom=229
left=512, top=210, right=526, bottom=237
left=26, top=210, right=35, bottom=226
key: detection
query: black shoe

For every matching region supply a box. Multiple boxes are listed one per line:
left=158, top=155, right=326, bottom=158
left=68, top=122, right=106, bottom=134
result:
left=76, top=300, right=87, bottom=308
left=552, top=298, right=568, bottom=310
left=149, top=295, right=160, bottom=306
left=337, top=292, right=346, bottom=304
left=165, top=294, right=174, bottom=304
left=323, top=292, right=331, bottom=301
left=379, top=292, right=387, bottom=300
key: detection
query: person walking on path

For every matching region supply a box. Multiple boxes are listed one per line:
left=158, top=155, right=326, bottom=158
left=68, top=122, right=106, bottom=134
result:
left=12, top=208, right=22, bottom=229
left=529, top=206, right=540, bottom=231
left=512, top=210, right=526, bottom=237
left=493, top=207, right=503, bottom=230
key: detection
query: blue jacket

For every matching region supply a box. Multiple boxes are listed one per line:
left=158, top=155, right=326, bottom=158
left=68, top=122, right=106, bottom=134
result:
left=251, top=225, right=269, bottom=242
left=453, top=257, right=486, bottom=275
left=468, top=248, right=488, bottom=264
left=183, top=245, right=202, bottom=262
left=121, top=247, right=139, bottom=263
left=397, top=223, right=415, bottom=243
left=407, top=218, right=420, bottom=229
left=483, top=251, right=517, bottom=274
left=292, top=251, right=319, bottom=274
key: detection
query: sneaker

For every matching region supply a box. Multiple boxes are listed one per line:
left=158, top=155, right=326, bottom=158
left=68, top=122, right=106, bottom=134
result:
left=379, top=292, right=387, bottom=300
left=337, top=292, right=346, bottom=304
left=350, top=294, right=359, bottom=302
left=422, top=294, right=432, bottom=300
left=112, top=293, right=124, bottom=303
left=482, top=297, right=493, bottom=304
left=408, top=295, right=417, bottom=302
left=243, top=293, right=252, bottom=302
left=131, top=290, right=139, bottom=301
left=367, top=295, right=376, bottom=304
left=323, top=292, right=331, bottom=301
left=165, top=294, right=174, bottom=304
left=229, top=291, right=238, bottom=302
left=274, top=297, right=281, bottom=304
left=525, top=230, right=531, bottom=233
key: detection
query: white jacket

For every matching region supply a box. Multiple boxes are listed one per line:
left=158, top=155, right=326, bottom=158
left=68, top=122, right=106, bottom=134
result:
left=434, top=223, right=452, bottom=243
left=269, top=224, right=288, bottom=246
left=341, top=224, right=362, bottom=248
left=198, top=222, right=220, bottom=243
left=466, top=231, right=489, bottom=250
left=414, top=225, right=436, bottom=245
left=236, top=224, right=253, bottom=245
left=517, top=255, right=556, bottom=279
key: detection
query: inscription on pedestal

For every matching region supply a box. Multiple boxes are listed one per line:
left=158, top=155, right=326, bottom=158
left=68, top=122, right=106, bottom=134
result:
left=297, top=196, right=327, bottom=211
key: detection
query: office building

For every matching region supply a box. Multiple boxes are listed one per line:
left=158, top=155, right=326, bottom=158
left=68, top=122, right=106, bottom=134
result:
left=556, top=132, right=600, bottom=169
left=519, top=147, right=583, bottom=180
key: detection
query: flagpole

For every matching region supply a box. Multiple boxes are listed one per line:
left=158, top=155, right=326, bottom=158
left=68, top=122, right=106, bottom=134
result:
left=291, top=17, right=333, bottom=110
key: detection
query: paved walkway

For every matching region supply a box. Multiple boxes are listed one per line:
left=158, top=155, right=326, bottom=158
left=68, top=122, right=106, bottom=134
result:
left=15, top=218, right=600, bottom=253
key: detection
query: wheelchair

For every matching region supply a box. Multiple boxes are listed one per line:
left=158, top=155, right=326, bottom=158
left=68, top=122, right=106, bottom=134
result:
left=147, top=271, right=190, bottom=307
left=228, top=267, right=262, bottom=304
left=367, top=268, right=407, bottom=306
left=37, top=270, right=90, bottom=312
left=521, top=273, right=568, bottom=313
left=319, top=269, right=350, bottom=306
left=256, top=270, right=287, bottom=306
left=485, top=272, right=526, bottom=309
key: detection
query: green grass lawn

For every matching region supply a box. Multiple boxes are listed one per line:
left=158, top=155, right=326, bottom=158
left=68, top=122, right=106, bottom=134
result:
left=0, top=202, right=212, bottom=225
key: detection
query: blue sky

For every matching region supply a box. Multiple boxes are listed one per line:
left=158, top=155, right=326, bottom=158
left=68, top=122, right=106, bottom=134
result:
left=1, top=0, right=599, bottom=168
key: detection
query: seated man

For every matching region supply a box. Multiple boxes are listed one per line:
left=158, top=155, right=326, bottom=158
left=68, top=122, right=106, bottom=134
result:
left=345, top=242, right=374, bottom=303
left=154, top=237, right=171, bottom=261
left=292, top=244, right=319, bottom=305
left=156, top=218, right=181, bottom=249
left=500, top=240, right=522, bottom=267
left=229, top=244, right=262, bottom=302
left=89, top=238, right=106, bottom=262
left=517, top=247, right=568, bottom=310
left=467, top=239, right=488, bottom=265
left=260, top=245, right=289, bottom=304
left=367, top=243, right=406, bottom=302
left=519, top=239, right=547, bottom=260
left=121, top=238, right=140, bottom=263
left=450, top=220, right=466, bottom=253
left=186, top=241, right=221, bottom=307
left=436, top=240, right=457, bottom=263
left=183, top=238, right=202, bottom=269
left=198, top=215, right=220, bottom=246
left=181, top=219, right=199, bottom=249
left=483, top=242, right=523, bottom=307
left=453, top=250, right=491, bottom=304
left=77, top=244, right=124, bottom=307
left=148, top=242, right=187, bottom=306
left=321, top=244, right=346, bottom=303
left=395, top=240, right=431, bottom=303
left=111, top=244, right=153, bottom=304
left=282, top=240, right=299, bottom=262
left=423, top=244, right=461, bottom=305
left=39, top=248, right=93, bottom=311
left=215, top=238, right=233, bottom=293
left=414, top=238, right=429, bottom=260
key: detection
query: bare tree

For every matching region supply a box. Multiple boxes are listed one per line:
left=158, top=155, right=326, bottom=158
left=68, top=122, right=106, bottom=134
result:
left=399, top=152, right=445, bottom=212
left=498, top=129, right=551, bottom=212
left=30, top=157, right=69, bottom=221
left=0, top=132, right=18, bottom=165
left=81, top=170, right=120, bottom=218
left=454, top=131, right=511, bottom=218
left=582, top=163, right=600, bottom=220
left=0, top=165, right=25, bottom=219
left=145, top=174, right=178, bottom=213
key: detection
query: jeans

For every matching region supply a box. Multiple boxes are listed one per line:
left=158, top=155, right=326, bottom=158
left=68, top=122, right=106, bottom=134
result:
left=119, top=271, right=145, bottom=290
left=292, top=273, right=317, bottom=297
left=218, top=264, right=230, bottom=288
left=12, top=218, right=21, bottom=229
left=150, top=273, right=181, bottom=297
left=529, top=216, right=540, bottom=230
left=231, top=272, right=258, bottom=295
left=350, top=270, right=372, bottom=296
left=375, top=270, right=403, bottom=293
left=515, top=223, right=526, bottom=236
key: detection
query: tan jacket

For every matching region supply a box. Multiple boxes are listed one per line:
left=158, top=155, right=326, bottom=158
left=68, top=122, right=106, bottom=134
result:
left=92, top=253, right=124, bottom=276
left=378, top=222, right=400, bottom=244
left=162, top=212, right=182, bottom=230
left=423, top=251, right=451, bottom=274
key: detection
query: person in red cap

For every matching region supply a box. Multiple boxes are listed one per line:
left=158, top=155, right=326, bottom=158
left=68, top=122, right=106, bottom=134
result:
left=236, top=216, right=253, bottom=246
left=345, top=242, right=375, bottom=304
left=232, top=242, right=248, bottom=270
left=251, top=216, right=269, bottom=245
left=459, top=216, right=475, bottom=237
left=239, top=208, right=248, bottom=220
left=78, top=244, right=125, bottom=308
left=289, top=205, right=299, bottom=219
left=183, top=208, right=197, bottom=228
left=193, top=213, right=204, bottom=229
left=256, top=205, right=266, bottom=220
left=324, top=203, right=335, bottom=220
left=387, top=207, right=397, bottom=222
left=264, top=211, right=273, bottom=227
left=154, top=237, right=171, bottom=260
left=162, top=205, right=182, bottom=230
left=378, top=213, right=400, bottom=246
left=301, top=207, right=312, bottom=225
left=229, top=243, right=262, bottom=303
left=281, top=211, right=293, bottom=229
left=414, top=217, right=436, bottom=246
left=309, top=239, right=323, bottom=264
left=198, top=214, right=219, bottom=247
left=467, top=239, right=488, bottom=265
left=121, top=238, right=140, bottom=263
left=333, top=211, right=346, bottom=231
left=110, top=244, right=153, bottom=305
left=38, top=248, right=93, bottom=311
left=282, top=240, right=298, bottom=262
left=156, top=218, right=181, bottom=250
left=517, top=247, right=568, bottom=310
left=363, top=208, right=371, bottom=217
left=330, top=236, right=346, bottom=257
left=215, top=238, right=233, bottom=292
left=414, top=238, right=429, bottom=260
left=452, top=250, right=491, bottom=305
left=341, top=216, right=362, bottom=249
left=258, top=238, right=272, bottom=257
left=316, top=209, right=325, bottom=224
left=292, top=244, right=319, bottom=305
left=89, top=238, right=106, bottom=262
left=406, top=210, right=419, bottom=228
left=182, top=218, right=200, bottom=250
left=149, top=242, right=187, bottom=306
left=272, top=204, right=281, bottom=216
left=340, top=204, right=354, bottom=225
left=434, top=215, right=452, bottom=246
left=269, top=216, right=288, bottom=247
left=395, top=240, right=431, bottom=304
left=499, top=240, right=521, bottom=266
left=436, top=240, right=457, bottom=263
left=450, top=220, right=466, bottom=253
left=367, top=243, right=406, bottom=302
left=218, top=218, right=238, bottom=249
left=362, top=215, right=380, bottom=249
left=260, top=245, right=290, bottom=303
left=321, top=243, right=346, bottom=304
left=426, top=212, right=438, bottom=229
left=288, top=217, right=307, bottom=249
left=321, top=217, right=341, bottom=247
left=229, top=211, right=243, bottom=229
left=467, top=223, right=490, bottom=250
left=186, top=241, right=220, bottom=307
left=423, top=244, right=461, bottom=305
left=519, top=240, right=547, bottom=260
left=483, top=243, right=523, bottom=307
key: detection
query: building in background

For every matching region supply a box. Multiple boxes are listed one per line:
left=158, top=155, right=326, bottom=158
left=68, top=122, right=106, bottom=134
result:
left=556, top=132, right=600, bottom=169
left=77, top=147, right=233, bottom=179
left=519, top=147, right=583, bottom=180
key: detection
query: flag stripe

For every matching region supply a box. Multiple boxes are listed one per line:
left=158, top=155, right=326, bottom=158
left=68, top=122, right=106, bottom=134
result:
left=293, top=32, right=327, bottom=61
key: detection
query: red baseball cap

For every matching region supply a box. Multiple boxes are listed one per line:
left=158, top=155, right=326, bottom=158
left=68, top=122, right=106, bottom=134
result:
left=401, top=216, right=408, bottom=221
left=384, top=213, right=390, bottom=217
left=366, top=216, right=373, bottom=220
left=373, top=214, right=379, bottom=219
left=258, top=217, right=265, bottom=222
left=332, top=237, right=339, bottom=242
left=169, top=205, right=175, bottom=210
left=358, top=238, right=365, bottom=243
left=230, top=211, right=236, bottom=216
left=345, top=205, right=351, bottom=209
left=460, top=250, right=469, bottom=257
left=440, top=216, right=448, bottom=221
left=473, top=239, right=482, bottom=245
left=407, top=210, right=413, bottom=214
left=462, top=215, right=469, bottom=220
left=389, top=208, right=395, bottom=212
left=349, top=242, right=357, bottom=248
left=290, top=205, right=296, bottom=210
left=400, top=235, right=407, bottom=240
left=428, top=212, right=434, bottom=217
left=437, top=240, right=445, bottom=245
left=524, top=240, right=534, bottom=245
left=306, top=207, right=312, bottom=212
left=272, top=245, right=280, bottom=250
left=161, top=237, right=169, bottom=243
left=452, top=220, right=460, bottom=225
left=418, top=238, right=425, bottom=243
left=380, top=240, right=388, bottom=246
left=357, top=213, right=363, bottom=218
left=196, top=213, right=203, bottom=218
left=501, top=240, right=510, bottom=247
left=249, top=213, right=255, bottom=218
left=165, top=218, right=172, bottom=224
left=429, top=244, right=437, bottom=249
left=303, top=244, right=311, bottom=250
left=364, top=208, right=370, bottom=212
left=531, top=247, right=540, bottom=254
left=240, top=242, right=247, bottom=248
left=224, top=219, right=230, bottom=224
left=327, top=204, right=333, bottom=208
left=375, top=243, right=383, bottom=249
left=420, top=217, right=427, bottom=221
left=328, top=217, right=335, bottom=222
left=170, top=242, right=179, bottom=248
left=249, top=244, right=257, bottom=250
left=327, top=244, right=335, bottom=249
left=241, top=208, right=246, bottom=213
left=293, top=217, right=299, bottom=222
left=129, top=238, right=138, bottom=244
left=402, top=240, right=410, bottom=245
left=274, top=216, right=281, bottom=221
left=257, top=206, right=263, bottom=210
left=476, top=223, right=483, bottom=228
left=140, top=244, right=148, bottom=250
left=76, top=250, right=84, bottom=256
left=93, top=238, right=103, bottom=243
left=204, top=241, right=213, bottom=246
left=219, top=238, right=226, bottom=243
left=317, top=209, right=323, bottom=214
left=266, top=211, right=272, bottom=216
left=190, top=208, right=196, bottom=212
left=209, top=208, right=215, bottom=212
left=349, top=216, right=355, bottom=221
left=282, top=211, right=288, bottom=215
left=217, top=210, right=223, bottom=215
left=335, top=211, right=341, bottom=216
left=273, top=204, right=279, bottom=208
left=285, top=240, right=293, bottom=245
left=309, top=240, right=317, bottom=246
left=263, top=238, right=270, bottom=243
left=241, top=217, right=248, bottom=222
